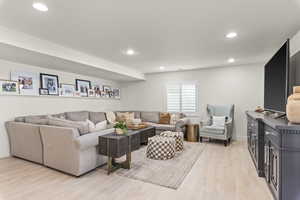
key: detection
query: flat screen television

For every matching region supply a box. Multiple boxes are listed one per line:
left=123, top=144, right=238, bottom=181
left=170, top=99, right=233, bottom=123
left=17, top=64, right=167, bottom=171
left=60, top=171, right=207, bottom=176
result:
left=264, top=39, right=292, bottom=113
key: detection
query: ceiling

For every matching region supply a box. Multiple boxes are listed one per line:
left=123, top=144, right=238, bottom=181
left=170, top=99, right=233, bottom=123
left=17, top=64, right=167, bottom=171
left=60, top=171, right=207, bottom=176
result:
left=0, top=0, right=300, bottom=74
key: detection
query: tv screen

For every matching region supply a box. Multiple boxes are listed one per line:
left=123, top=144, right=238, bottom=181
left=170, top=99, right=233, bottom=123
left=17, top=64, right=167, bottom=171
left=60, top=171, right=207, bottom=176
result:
left=264, top=40, right=290, bottom=113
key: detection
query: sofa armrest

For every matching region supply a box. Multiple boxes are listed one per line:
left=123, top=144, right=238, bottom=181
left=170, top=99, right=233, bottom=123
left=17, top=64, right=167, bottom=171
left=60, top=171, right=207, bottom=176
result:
left=175, top=118, right=189, bottom=131
left=75, top=128, right=115, bottom=150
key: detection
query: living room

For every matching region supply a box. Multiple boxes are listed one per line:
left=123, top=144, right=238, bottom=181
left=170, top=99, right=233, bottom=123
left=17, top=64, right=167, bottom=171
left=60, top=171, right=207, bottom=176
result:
left=0, top=1, right=300, bottom=200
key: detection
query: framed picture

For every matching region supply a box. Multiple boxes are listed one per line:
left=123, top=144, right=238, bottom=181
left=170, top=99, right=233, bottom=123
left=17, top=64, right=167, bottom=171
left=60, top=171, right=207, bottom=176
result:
left=11, top=71, right=39, bottom=96
left=74, top=91, right=81, bottom=97
left=103, top=85, right=111, bottom=98
left=40, top=73, right=59, bottom=95
left=60, top=84, right=75, bottom=97
left=76, top=79, right=91, bottom=97
left=92, top=84, right=102, bottom=97
left=39, top=88, right=49, bottom=95
left=113, top=88, right=121, bottom=99
left=0, top=80, right=19, bottom=95
left=88, top=89, right=95, bottom=97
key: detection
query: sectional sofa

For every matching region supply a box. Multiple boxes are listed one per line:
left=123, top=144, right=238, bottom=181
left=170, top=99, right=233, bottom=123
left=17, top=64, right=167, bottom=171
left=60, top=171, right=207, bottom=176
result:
left=5, top=111, right=188, bottom=176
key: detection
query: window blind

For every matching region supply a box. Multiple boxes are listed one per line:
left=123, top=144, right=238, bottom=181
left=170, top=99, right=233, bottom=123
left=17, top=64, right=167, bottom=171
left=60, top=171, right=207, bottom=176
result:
left=167, top=83, right=197, bottom=113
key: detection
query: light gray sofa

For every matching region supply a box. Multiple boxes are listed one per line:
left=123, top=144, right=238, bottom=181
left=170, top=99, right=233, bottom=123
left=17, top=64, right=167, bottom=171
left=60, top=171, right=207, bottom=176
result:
left=6, top=110, right=188, bottom=176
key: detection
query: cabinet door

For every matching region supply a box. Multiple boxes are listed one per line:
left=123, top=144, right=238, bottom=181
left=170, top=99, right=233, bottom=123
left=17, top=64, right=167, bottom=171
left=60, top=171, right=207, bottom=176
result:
left=264, top=140, right=270, bottom=183
left=270, top=144, right=279, bottom=194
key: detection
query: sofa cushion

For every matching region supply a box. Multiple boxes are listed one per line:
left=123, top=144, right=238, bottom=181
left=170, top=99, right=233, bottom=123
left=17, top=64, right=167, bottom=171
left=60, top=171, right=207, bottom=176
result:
left=141, top=112, right=159, bottom=123
left=170, top=113, right=181, bottom=125
left=201, top=126, right=225, bottom=135
left=48, top=117, right=89, bottom=135
left=146, top=122, right=176, bottom=131
left=65, top=111, right=89, bottom=121
left=89, top=112, right=106, bottom=124
left=51, top=113, right=66, bottom=119
left=24, top=115, right=49, bottom=125
left=15, top=116, right=25, bottom=122
left=159, top=112, right=170, bottom=124
left=116, top=112, right=135, bottom=122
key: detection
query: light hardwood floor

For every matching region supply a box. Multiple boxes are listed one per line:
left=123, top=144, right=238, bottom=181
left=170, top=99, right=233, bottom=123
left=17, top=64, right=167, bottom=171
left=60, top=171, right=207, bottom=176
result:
left=0, top=141, right=273, bottom=200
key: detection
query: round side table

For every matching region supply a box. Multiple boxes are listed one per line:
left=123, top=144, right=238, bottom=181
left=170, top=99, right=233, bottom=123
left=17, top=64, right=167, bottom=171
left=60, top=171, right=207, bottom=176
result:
left=186, top=124, right=199, bottom=142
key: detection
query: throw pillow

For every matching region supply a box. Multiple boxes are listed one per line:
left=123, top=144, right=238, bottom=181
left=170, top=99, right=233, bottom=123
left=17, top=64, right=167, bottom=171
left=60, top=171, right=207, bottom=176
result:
left=106, top=112, right=116, bottom=124
left=170, top=113, right=180, bottom=125
left=159, top=112, right=171, bottom=124
left=48, top=117, right=89, bottom=135
left=87, top=120, right=107, bottom=132
left=116, top=112, right=129, bottom=122
left=212, top=116, right=226, bottom=127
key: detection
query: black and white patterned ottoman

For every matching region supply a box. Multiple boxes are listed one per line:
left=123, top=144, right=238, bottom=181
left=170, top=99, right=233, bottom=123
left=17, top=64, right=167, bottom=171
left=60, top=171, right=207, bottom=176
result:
left=146, top=136, right=176, bottom=160
left=160, top=131, right=184, bottom=152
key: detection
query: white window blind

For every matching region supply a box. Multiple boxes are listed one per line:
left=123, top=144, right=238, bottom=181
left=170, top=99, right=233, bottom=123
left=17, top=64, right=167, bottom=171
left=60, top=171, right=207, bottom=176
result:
left=167, top=83, right=197, bottom=113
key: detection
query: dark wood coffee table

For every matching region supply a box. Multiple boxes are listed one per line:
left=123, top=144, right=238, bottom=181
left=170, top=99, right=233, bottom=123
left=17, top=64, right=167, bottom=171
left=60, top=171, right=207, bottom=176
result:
left=98, top=126, right=155, bottom=174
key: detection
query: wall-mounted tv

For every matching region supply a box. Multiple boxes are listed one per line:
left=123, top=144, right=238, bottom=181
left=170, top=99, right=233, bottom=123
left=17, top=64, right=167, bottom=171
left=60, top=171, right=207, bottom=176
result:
left=264, top=39, right=292, bottom=113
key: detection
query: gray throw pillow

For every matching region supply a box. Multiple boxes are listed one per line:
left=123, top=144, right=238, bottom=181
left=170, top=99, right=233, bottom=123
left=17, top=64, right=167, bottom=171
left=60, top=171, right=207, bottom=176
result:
left=48, top=117, right=89, bottom=135
left=25, top=115, right=49, bottom=125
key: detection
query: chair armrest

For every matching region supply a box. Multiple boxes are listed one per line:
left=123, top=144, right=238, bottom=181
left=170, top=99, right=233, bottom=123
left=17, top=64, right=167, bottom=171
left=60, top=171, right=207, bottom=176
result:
left=175, top=118, right=189, bottom=131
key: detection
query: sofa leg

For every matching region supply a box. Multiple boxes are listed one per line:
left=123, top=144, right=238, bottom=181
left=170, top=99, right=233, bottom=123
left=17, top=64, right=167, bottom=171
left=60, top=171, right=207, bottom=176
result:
left=224, top=140, right=227, bottom=147
left=199, top=137, right=203, bottom=143
left=228, top=138, right=231, bottom=144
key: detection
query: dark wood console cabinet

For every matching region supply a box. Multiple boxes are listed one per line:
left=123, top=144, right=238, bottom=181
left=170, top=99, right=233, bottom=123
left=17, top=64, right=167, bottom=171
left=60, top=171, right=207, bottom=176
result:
left=246, top=111, right=300, bottom=200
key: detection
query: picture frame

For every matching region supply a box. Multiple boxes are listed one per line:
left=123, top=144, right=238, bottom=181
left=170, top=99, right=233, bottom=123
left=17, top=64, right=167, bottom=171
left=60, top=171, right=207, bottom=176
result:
left=0, top=80, right=19, bottom=95
left=11, top=71, right=39, bottom=96
left=103, top=85, right=111, bottom=98
left=113, top=88, right=121, bottom=99
left=75, top=79, right=91, bottom=97
left=92, top=84, right=102, bottom=97
left=40, top=73, right=59, bottom=95
left=39, top=88, right=49, bottom=95
left=60, top=84, right=75, bottom=97
left=88, top=89, right=95, bottom=97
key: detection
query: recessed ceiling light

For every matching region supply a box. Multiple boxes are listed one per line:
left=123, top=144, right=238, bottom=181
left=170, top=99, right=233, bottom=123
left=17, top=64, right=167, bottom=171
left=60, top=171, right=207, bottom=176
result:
left=228, top=58, right=235, bottom=63
left=160, top=66, right=165, bottom=70
left=226, top=32, right=237, bottom=39
left=125, top=49, right=136, bottom=56
left=32, top=2, right=48, bottom=12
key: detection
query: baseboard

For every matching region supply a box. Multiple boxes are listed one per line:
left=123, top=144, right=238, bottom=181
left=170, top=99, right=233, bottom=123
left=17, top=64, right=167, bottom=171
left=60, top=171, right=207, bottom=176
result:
left=235, top=135, right=247, bottom=141
left=0, top=156, right=11, bottom=160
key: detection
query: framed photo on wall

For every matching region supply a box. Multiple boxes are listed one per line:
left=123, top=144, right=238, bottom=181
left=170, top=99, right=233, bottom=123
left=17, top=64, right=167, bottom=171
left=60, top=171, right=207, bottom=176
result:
left=39, top=88, right=49, bottom=95
left=113, top=88, right=121, bottom=99
left=40, top=73, right=59, bottom=95
left=60, top=84, right=75, bottom=97
left=75, top=79, right=91, bottom=97
left=11, top=71, right=39, bottom=96
left=0, top=80, right=19, bottom=95
left=103, top=85, right=111, bottom=98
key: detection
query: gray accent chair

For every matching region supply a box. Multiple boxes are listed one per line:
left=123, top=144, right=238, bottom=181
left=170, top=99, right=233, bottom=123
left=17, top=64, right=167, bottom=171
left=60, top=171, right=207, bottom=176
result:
left=199, top=104, right=234, bottom=146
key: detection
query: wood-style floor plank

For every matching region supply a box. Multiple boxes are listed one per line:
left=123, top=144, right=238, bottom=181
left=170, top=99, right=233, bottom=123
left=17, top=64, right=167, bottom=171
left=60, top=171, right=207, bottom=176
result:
left=0, top=141, right=273, bottom=200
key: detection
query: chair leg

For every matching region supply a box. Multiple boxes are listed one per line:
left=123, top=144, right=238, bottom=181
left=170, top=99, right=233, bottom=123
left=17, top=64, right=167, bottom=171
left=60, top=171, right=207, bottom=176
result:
left=199, top=137, right=203, bottom=143
left=228, top=138, right=231, bottom=144
left=224, top=140, right=227, bottom=147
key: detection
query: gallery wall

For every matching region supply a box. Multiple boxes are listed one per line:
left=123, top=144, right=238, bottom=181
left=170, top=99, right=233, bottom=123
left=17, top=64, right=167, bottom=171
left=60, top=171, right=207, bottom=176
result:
left=0, top=59, right=121, bottom=158
left=121, top=63, right=265, bottom=140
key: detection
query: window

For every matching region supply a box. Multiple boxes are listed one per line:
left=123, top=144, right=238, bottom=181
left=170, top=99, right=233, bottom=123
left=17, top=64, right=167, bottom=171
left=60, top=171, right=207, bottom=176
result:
left=167, top=83, right=197, bottom=112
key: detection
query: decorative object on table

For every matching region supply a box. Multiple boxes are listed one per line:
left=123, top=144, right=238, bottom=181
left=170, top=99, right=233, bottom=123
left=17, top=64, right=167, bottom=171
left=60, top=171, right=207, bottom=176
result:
left=127, top=122, right=148, bottom=130
left=11, top=71, right=39, bottom=96
left=160, top=131, right=184, bottom=152
left=40, top=73, right=59, bottom=95
left=0, top=80, right=19, bottom=95
left=146, top=136, right=176, bottom=160
left=255, top=106, right=264, bottom=113
left=287, top=86, right=300, bottom=123
left=60, top=84, right=75, bottom=97
left=88, top=89, right=95, bottom=97
left=75, top=79, right=91, bottom=97
left=114, top=121, right=128, bottom=134
left=39, top=88, right=49, bottom=95
left=112, top=88, right=121, bottom=99
left=199, top=104, right=234, bottom=146
left=103, top=85, right=111, bottom=98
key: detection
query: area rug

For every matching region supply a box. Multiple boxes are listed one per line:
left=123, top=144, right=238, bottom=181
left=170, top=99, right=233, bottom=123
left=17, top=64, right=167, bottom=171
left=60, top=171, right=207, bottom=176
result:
left=116, top=142, right=206, bottom=189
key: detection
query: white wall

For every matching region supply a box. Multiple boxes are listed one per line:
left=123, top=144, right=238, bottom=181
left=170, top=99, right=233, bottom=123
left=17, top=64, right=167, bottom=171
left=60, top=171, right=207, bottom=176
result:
left=291, top=30, right=300, bottom=56
left=121, top=64, right=265, bottom=140
left=0, top=59, right=121, bottom=158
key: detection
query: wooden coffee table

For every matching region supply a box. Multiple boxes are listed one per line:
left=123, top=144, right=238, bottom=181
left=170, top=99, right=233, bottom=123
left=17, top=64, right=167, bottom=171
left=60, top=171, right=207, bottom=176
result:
left=98, top=127, right=155, bottom=174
